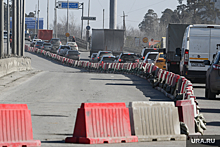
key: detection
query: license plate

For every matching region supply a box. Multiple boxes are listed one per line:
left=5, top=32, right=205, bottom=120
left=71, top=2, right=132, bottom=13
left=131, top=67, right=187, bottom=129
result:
left=191, top=63, right=205, bottom=67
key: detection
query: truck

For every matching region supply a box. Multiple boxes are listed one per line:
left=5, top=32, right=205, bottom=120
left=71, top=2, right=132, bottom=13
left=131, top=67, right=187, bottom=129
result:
left=90, top=29, right=125, bottom=57
left=37, top=30, right=53, bottom=42
left=177, top=24, right=220, bottom=81
left=166, top=24, right=189, bottom=74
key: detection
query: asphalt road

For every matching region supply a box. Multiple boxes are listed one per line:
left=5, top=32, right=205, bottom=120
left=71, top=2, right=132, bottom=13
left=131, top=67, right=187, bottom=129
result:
left=0, top=43, right=220, bottom=146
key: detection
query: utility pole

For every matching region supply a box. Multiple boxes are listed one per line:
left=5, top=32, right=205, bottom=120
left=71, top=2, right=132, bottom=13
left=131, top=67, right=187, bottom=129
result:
left=17, top=0, right=21, bottom=56
left=54, top=0, right=57, bottom=38
left=86, top=0, right=90, bottom=50
left=103, top=9, right=104, bottom=29
left=80, top=3, right=84, bottom=39
left=121, top=11, right=127, bottom=31
left=21, top=0, right=25, bottom=56
left=7, top=0, right=10, bottom=55
left=38, top=0, right=40, bottom=31
left=12, top=0, right=17, bottom=55
left=47, top=0, right=49, bottom=29
left=0, top=0, right=4, bottom=58
left=109, top=0, right=117, bottom=29
left=67, top=0, right=69, bottom=42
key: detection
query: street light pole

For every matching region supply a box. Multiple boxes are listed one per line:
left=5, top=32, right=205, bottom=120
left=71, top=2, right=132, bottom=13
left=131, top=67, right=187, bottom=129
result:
left=47, top=0, right=49, bottom=30
left=38, top=0, right=40, bottom=31
left=67, top=0, right=69, bottom=42
left=81, top=3, right=84, bottom=39
left=54, top=0, right=57, bottom=38
left=7, top=0, right=10, bottom=55
left=0, top=0, right=4, bottom=58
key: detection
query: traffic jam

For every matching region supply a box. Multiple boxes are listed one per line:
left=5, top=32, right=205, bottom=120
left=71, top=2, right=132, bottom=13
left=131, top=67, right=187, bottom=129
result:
left=17, top=23, right=220, bottom=146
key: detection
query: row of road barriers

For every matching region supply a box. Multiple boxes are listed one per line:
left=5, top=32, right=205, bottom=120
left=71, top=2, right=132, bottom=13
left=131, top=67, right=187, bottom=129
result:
left=0, top=45, right=206, bottom=146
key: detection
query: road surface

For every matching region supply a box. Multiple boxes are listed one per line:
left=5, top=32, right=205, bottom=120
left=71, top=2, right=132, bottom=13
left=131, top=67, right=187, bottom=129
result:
left=0, top=42, right=219, bottom=146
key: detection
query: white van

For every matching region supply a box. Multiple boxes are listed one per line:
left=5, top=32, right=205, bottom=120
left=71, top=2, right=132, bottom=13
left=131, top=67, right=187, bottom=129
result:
left=179, top=24, right=220, bottom=80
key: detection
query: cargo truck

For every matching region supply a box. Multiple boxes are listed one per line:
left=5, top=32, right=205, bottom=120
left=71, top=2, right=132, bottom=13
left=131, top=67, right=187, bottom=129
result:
left=166, top=24, right=189, bottom=74
left=37, top=30, right=53, bottom=42
left=90, top=29, right=125, bottom=57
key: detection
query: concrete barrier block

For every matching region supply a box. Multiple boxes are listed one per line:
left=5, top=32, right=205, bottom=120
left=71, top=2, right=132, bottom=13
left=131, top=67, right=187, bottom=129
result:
left=129, top=101, right=186, bottom=142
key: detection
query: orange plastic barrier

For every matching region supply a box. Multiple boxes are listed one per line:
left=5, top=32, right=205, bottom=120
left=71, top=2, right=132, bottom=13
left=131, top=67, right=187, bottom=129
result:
left=65, top=103, right=138, bottom=144
left=0, top=104, right=41, bottom=147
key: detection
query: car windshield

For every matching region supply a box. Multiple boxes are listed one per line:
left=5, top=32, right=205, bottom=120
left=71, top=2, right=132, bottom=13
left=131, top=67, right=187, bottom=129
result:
left=43, top=43, right=51, bottom=46
left=61, top=46, right=70, bottom=49
left=214, top=53, right=220, bottom=65
left=67, top=42, right=76, bottom=46
left=102, top=57, right=115, bottom=62
left=159, top=54, right=165, bottom=58
left=99, top=52, right=113, bottom=57
left=92, top=54, right=97, bottom=58
left=36, top=42, right=44, bottom=45
left=121, top=54, right=138, bottom=60
left=25, top=34, right=30, bottom=37
left=51, top=39, right=60, bottom=44
left=147, top=54, right=158, bottom=60
left=68, top=51, right=79, bottom=54
left=143, top=49, right=158, bottom=57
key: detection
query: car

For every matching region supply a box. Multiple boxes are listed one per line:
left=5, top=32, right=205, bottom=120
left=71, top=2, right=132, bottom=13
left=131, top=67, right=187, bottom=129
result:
left=50, top=38, right=62, bottom=53
left=99, top=55, right=116, bottom=63
left=205, top=50, right=220, bottom=99
left=25, top=33, right=31, bottom=41
left=89, top=53, right=97, bottom=63
left=66, top=42, right=78, bottom=50
left=140, top=48, right=159, bottom=60
left=30, top=39, right=42, bottom=47
left=94, top=51, right=113, bottom=63
left=117, top=53, right=139, bottom=63
left=154, top=52, right=166, bottom=70
left=35, top=41, right=44, bottom=49
left=65, top=50, right=80, bottom=60
left=42, top=43, right=52, bottom=51
left=143, top=52, right=159, bottom=63
left=57, top=45, right=71, bottom=56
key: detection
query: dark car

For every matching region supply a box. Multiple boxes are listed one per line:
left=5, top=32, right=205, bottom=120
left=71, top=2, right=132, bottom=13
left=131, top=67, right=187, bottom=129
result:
left=94, top=51, right=113, bottom=63
left=65, top=50, right=80, bottom=60
left=99, top=56, right=116, bottom=63
left=89, top=53, right=97, bottom=62
left=50, top=38, right=62, bottom=53
left=35, top=41, right=44, bottom=49
left=117, top=53, right=139, bottom=63
left=25, top=33, right=31, bottom=41
left=205, top=51, right=220, bottom=99
left=42, top=43, right=52, bottom=51
left=57, top=45, right=71, bottom=56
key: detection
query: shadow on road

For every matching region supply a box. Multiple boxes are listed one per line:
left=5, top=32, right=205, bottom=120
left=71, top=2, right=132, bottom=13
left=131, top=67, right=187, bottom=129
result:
left=32, top=114, right=68, bottom=117
left=41, top=140, right=65, bottom=143
left=94, top=74, right=172, bottom=102
left=206, top=121, right=220, bottom=126
left=200, top=108, right=220, bottom=114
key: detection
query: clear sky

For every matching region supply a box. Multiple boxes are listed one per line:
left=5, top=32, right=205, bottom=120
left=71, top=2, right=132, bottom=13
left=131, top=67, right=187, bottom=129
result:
left=7, top=0, right=181, bottom=30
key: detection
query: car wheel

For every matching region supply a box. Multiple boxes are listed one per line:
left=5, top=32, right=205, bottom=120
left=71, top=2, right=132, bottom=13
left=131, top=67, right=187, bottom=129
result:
left=208, top=88, right=216, bottom=100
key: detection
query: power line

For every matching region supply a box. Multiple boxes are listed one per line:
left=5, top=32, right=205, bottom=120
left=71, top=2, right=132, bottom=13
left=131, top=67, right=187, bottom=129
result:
left=97, top=0, right=103, bottom=8
left=128, top=0, right=137, bottom=12
left=127, top=0, right=167, bottom=14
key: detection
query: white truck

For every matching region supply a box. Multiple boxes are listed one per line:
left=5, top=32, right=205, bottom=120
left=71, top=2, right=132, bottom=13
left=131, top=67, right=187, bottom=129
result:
left=176, top=24, right=220, bottom=80
left=90, top=29, right=125, bottom=57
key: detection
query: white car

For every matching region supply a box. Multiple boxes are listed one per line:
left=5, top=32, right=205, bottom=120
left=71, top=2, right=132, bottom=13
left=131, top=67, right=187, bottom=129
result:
left=66, top=42, right=78, bottom=50
left=30, top=39, right=42, bottom=47
left=143, top=52, right=159, bottom=63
